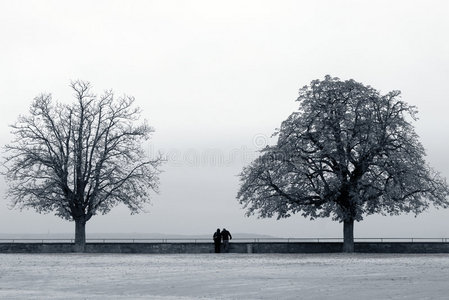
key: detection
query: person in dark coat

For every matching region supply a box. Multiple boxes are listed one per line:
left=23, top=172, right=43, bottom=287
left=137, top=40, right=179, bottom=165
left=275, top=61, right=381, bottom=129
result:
left=221, top=228, right=232, bottom=253
left=213, top=228, right=221, bottom=253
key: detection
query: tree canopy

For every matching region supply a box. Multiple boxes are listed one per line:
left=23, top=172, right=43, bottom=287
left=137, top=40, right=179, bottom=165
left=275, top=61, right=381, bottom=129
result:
left=237, top=76, right=449, bottom=252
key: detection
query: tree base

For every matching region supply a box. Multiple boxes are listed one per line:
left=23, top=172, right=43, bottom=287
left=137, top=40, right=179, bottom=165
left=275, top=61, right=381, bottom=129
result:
left=73, top=243, right=86, bottom=253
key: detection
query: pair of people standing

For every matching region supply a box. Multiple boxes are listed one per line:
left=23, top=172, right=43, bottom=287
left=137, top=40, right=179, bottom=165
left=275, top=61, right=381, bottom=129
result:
left=213, top=228, right=232, bottom=253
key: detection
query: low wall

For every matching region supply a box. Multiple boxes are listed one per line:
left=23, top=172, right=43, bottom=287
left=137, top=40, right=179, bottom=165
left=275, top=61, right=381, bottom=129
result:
left=2, top=242, right=449, bottom=253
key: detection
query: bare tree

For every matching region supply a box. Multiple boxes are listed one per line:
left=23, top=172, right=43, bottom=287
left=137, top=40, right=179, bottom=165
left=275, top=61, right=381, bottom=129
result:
left=3, top=81, right=161, bottom=251
left=237, top=76, right=449, bottom=252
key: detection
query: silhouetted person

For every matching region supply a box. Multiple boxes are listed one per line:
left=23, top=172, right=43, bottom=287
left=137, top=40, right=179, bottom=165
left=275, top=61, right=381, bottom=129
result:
left=213, top=228, right=221, bottom=253
left=221, top=228, right=232, bottom=252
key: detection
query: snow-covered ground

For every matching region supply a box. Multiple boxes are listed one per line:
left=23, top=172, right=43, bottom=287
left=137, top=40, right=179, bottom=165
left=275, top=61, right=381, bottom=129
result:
left=1, top=253, right=449, bottom=299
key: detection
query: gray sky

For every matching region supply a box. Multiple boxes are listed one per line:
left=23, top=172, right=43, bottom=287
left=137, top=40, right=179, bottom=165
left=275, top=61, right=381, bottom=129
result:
left=1, top=0, right=448, bottom=237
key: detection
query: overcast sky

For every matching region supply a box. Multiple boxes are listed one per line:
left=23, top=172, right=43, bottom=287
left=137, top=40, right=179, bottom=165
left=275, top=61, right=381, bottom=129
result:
left=1, top=0, right=448, bottom=238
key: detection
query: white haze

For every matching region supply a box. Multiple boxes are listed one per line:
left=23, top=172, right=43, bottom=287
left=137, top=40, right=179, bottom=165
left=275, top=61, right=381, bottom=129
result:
left=0, top=0, right=448, bottom=238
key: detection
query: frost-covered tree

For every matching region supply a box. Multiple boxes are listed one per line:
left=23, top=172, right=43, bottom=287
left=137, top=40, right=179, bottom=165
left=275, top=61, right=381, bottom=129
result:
left=238, top=76, right=449, bottom=252
left=3, top=81, right=161, bottom=251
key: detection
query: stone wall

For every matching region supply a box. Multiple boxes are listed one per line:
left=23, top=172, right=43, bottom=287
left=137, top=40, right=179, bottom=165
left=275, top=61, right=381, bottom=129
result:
left=2, top=242, right=449, bottom=253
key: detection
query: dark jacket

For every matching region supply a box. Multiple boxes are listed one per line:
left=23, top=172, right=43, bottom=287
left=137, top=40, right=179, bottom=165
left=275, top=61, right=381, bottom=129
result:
left=213, top=231, right=221, bottom=243
left=221, top=229, right=232, bottom=240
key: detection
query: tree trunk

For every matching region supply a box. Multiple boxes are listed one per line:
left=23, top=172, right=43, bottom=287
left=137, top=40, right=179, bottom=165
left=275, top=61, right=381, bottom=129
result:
left=74, top=217, right=86, bottom=252
left=342, top=218, right=354, bottom=253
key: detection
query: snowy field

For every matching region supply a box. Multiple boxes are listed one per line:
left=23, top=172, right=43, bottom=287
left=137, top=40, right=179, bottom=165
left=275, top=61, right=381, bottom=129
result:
left=1, top=253, right=449, bottom=299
